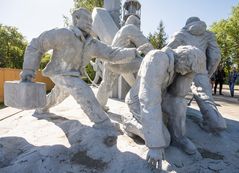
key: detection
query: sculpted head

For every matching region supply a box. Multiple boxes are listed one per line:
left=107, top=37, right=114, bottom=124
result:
left=174, top=45, right=207, bottom=75
left=184, top=17, right=207, bottom=35
left=72, top=8, right=92, bottom=34
left=233, top=66, right=237, bottom=72
left=125, top=15, right=141, bottom=29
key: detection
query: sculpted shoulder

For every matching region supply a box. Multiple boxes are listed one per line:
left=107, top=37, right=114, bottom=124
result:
left=120, top=24, right=141, bottom=35
left=205, top=30, right=216, bottom=37
left=43, top=28, right=76, bottom=40
left=144, top=50, right=169, bottom=64
left=172, top=29, right=186, bottom=38
left=54, top=28, right=75, bottom=37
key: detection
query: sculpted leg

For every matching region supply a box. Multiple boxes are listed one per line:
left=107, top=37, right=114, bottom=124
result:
left=53, top=75, right=110, bottom=124
left=122, top=73, right=136, bottom=87
left=139, top=70, right=170, bottom=170
left=96, top=65, right=118, bottom=109
left=125, top=79, right=141, bottom=121
left=163, top=93, right=196, bottom=154
left=192, top=74, right=227, bottom=132
left=35, top=84, right=70, bottom=114
left=124, top=79, right=144, bottom=139
left=163, top=73, right=198, bottom=154
left=139, top=52, right=171, bottom=152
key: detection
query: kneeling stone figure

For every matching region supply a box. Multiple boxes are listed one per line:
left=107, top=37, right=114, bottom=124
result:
left=124, top=45, right=206, bottom=169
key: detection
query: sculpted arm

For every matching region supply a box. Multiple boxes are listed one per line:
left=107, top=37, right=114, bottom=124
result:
left=166, top=32, right=184, bottom=49
left=86, top=38, right=139, bottom=64
left=138, top=51, right=171, bottom=169
left=21, top=29, right=62, bottom=80
left=128, top=26, right=154, bottom=54
left=206, top=32, right=221, bottom=77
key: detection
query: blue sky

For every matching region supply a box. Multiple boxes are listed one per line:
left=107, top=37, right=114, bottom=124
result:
left=0, top=0, right=238, bottom=41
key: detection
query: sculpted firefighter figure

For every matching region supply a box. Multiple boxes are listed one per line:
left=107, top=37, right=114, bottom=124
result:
left=20, top=8, right=140, bottom=132
left=96, top=14, right=153, bottom=110
left=124, top=45, right=206, bottom=169
left=167, top=17, right=227, bottom=132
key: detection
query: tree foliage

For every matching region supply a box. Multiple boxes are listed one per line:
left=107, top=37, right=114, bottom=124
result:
left=39, top=53, right=51, bottom=70
left=210, top=3, right=239, bottom=72
left=73, top=0, right=103, bottom=12
left=0, top=24, right=27, bottom=69
left=148, top=21, right=167, bottom=49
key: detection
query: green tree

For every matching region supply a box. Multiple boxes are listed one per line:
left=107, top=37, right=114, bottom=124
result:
left=210, top=3, right=239, bottom=72
left=73, top=0, right=103, bottom=12
left=0, top=24, right=27, bottom=69
left=39, top=53, right=51, bottom=70
left=148, top=21, right=167, bottom=49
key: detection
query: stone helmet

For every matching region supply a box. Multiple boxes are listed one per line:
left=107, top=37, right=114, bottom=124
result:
left=185, top=17, right=200, bottom=25
left=123, top=0, right=141, bottom=22
left=184, top=16, right=207, bottom=36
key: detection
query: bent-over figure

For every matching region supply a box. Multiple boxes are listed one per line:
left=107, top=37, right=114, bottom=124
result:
left=124, top=46, right=206, bottom=170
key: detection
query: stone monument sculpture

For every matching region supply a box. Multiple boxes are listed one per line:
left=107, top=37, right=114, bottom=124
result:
left=92, top=0, right=142, bottom=100
left=96, top=15, right=153, bottom=110
left=166, top=17, right=227, bottom=132
left=124, top=45, right=207, bottom=170
left=17, top=8, right=140, bottom=132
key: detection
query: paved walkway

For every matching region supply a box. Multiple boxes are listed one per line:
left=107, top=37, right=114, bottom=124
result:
left=0, top=86, right=238, bottom=173
left=187, top=85, right=239, bottom=121
left=0, top=85, right=238, bottom=120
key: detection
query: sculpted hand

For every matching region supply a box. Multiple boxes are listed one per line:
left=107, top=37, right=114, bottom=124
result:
left=135, top=50, right=144, bottom=60
left=137, top=43, right=154, bottom=56
left=146, top=148, right=165, bottom=170
left=20, top=69, right=35, bottom=82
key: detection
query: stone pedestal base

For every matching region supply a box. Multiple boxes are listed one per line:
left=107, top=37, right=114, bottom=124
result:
left=4, top=81, right=46, bottom=110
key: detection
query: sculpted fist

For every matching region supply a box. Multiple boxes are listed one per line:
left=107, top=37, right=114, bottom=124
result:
left=137, top=43, right=154, bottom=56
left=147, top=148, right=165, bottom=170
left=20, top=69, right=35, bottom=82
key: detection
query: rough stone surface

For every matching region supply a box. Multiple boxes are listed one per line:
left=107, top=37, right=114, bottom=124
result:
left=0, top=87, right=239, bottom=173
left=21, top=8, right=138, bottom=125
left=167, top=17, right=226, bottom=132
left=4, top=81, right=46, bottom=110
left=96, top=16, right=153, bottom=107
left=92, top=8, right=119, bottom=45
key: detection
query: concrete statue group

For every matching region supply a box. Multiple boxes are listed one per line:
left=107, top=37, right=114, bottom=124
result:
left=17, top=0, right=226, bottom=170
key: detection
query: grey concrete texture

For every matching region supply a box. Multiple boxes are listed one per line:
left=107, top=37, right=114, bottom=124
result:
left=4, top=81, right=46, bottom=110
left=0, top=86, right=238, bottom=173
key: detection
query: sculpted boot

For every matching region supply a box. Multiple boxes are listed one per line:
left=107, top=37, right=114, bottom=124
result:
left=35, top=107, right=50, bottom=114
left=172, top=137, right=197, bottom=155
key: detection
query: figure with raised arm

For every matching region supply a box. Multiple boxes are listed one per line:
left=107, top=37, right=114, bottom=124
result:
left=21, top=8, right=140, bottom=130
